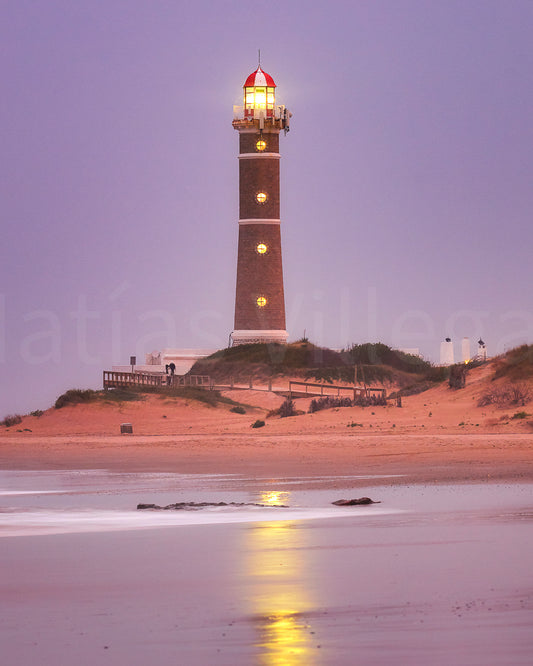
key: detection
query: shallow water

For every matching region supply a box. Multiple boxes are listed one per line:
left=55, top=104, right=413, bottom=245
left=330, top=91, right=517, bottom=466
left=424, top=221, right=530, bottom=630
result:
left=1, top=470, right=532, bottom=665
left=0, top=470, right=404, bottom=537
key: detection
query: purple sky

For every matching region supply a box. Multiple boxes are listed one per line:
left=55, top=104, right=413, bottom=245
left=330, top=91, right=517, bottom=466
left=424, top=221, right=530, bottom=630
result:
left=2, top=0, right=533, bottom=415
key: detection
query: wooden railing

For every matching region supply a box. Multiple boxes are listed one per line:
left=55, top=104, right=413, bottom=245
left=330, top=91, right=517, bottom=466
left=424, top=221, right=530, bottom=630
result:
left=103, top=372, right=386, bottom=400
left=170, top=374, right=211, bottom=387
left=288, top=380, right=386, bottom=400
left=103, top=371, right=212, bottom=390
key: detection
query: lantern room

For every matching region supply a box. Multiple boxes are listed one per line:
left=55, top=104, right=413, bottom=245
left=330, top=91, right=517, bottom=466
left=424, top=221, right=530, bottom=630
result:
left=243, top=66, right=276, bottom=119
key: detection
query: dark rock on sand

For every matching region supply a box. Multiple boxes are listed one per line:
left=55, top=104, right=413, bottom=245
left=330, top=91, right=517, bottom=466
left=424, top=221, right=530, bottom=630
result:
left=136, top=501, right=289, bottom=511
left=332, top=497, right=381, bottom=506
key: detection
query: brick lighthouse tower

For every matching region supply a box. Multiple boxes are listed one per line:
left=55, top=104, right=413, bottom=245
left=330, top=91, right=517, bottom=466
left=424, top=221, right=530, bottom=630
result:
left=230, top=64, right=291, bottom=346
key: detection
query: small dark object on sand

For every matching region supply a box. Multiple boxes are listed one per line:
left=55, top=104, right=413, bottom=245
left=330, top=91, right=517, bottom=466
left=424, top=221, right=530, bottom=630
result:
left=332, top=497, right=381, bottom=506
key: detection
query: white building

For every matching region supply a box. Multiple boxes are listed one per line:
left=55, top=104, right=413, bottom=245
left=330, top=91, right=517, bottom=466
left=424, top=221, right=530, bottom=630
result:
left=440, top=339, right=454, bottom=366
left=112, top=348, right=216, bottom=376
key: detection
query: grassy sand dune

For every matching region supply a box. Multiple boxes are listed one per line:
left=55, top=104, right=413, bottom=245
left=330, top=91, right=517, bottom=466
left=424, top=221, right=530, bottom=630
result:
left=0, top=347, right=532, bottom=486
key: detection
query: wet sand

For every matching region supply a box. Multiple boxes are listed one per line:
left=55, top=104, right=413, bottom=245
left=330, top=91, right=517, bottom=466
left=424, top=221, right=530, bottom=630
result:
left=1, top=470, right=532, bottom=665
left=1, top=431, right=532, bottom=488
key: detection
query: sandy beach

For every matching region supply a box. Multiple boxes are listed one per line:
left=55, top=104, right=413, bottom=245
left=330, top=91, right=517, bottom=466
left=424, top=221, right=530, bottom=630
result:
left=1, top=369, right=533, bottom=485
left=1, top=377, right=533, bottom=664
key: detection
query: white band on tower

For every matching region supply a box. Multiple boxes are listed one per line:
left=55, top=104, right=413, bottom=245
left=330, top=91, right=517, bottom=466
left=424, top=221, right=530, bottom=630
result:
left=238, top=218, right=281, bottom=225
left=238, top=153, right=281, bottom=160
left=231, top=330, right=289, bottom=344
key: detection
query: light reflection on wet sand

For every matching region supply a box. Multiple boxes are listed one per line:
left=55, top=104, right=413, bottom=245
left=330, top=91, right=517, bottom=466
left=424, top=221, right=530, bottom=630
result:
left=246, top=516, right=317, bottom=665
left=257, top=490, right=292, bottom=507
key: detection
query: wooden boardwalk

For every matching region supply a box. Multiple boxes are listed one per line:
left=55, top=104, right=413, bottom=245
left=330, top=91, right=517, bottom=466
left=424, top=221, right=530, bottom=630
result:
left=102, top=371, right=387, bottom=401
left=287, top=380, right=386, bottom=400
left=103, top=371, right=212, bottom=390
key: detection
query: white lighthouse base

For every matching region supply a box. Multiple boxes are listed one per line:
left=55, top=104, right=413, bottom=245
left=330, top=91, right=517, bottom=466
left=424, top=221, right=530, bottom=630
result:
left=231, top=329, right=288, bottom=346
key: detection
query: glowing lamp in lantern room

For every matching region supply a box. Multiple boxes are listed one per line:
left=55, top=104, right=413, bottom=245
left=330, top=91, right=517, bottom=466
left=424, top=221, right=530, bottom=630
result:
left=243, top=66, right=276, bottom=119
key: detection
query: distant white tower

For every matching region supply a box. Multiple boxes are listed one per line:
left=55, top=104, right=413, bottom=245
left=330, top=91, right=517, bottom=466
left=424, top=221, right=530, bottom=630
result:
left=477, top=338, right=487, bottom=361
left=461, top=337, right=471, bottom=363
left=440, top=338, right=454, bottom=366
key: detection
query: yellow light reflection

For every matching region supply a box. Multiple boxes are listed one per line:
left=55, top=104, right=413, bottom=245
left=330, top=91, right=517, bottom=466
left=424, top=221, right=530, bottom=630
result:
left=246, top=520, right=316, bottom=665
left=259, top=490, right=290, bottom=506
left=256, top=192, right=268, bottom=204
left=257, top=296, right=267, bottom=307
left=256, top=243, right=268, bottom=254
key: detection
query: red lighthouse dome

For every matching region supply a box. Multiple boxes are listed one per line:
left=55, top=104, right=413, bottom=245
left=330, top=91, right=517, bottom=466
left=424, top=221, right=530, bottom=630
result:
left=244, top=66, right=276, bottom=88
left=243, top=66, right=276, bottom=119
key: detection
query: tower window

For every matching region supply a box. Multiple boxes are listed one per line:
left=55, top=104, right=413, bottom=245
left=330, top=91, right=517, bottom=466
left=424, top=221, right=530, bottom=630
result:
left=256, top=243, right=268, bottom=254
left=267, top=87, right=275, bottom=110
left=256, top=192, right=267, bottom=204
left=256, top=296, right=267, bottom=307
left=245, top=88, right=255, bottom=104
left=254, top=87, right=266, bottom=108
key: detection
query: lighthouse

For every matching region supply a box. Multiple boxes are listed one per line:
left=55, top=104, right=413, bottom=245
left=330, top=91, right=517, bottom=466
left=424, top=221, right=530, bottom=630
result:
left=230, top=65, right=291, bottom=346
